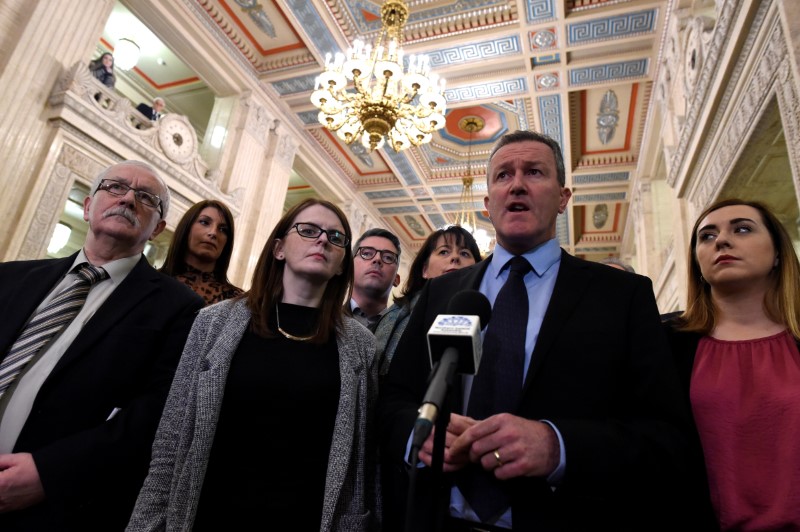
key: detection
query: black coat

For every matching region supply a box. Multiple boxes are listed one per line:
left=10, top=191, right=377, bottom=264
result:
left=379, top=251, right=694, bottom=531
left=0, top=253, right=203, bottom=531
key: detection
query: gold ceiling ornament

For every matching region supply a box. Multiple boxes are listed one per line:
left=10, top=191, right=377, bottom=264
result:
left=310, top=0, right=447, bottom=152
left=455, top=116, right=484, bottom=233
left=455, top=116, right=494, bottom=255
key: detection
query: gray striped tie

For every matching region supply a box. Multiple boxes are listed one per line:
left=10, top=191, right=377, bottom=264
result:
left=0, top=263, right=108, bottom=399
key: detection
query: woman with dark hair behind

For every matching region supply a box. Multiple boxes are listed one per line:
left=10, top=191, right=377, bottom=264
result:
left=160, top=200, right=242, bottom=305
left=664, top=198, right=800, bottom=530
left=88, top=52, right=116, bottom=89
left=374, top=225, right=482, bottom=376
left=127, top=198, right=380, bottom=531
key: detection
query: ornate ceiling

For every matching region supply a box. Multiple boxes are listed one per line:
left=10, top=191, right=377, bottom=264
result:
left=110, top=0, right=669, bottom=259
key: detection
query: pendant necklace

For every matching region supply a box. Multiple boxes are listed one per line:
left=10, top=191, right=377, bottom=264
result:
left=275, top=304, right=316, bottom=342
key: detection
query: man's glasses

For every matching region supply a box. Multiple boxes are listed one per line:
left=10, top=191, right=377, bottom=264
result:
left=356, top=246, right=399, bottom=265
left=95, top=179, right=163, bottom=218
left=288, top=222, right=350, bottom=248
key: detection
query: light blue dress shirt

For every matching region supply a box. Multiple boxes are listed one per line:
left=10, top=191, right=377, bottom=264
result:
left=450, top=237, right=566, bottom=528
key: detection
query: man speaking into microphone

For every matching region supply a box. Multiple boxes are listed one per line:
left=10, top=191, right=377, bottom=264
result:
left=378, top=130, right=692, bottom=532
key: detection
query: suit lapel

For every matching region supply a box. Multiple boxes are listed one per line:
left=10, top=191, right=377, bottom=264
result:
left=522, top=251, right=593, bottom=392
left=47, top=257, right=159, bottom=379
left=0, top=255, right=75, bottom=354
left=464, top=255, right=493, bottom=290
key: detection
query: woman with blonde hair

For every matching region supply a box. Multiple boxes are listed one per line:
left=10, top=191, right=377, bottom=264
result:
left=665, top=198, right=800, bottom=530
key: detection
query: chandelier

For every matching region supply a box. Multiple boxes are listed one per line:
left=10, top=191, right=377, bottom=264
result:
left=455, top=116, right=494, bottom=255
left=455, top=117, right=483, bottom=231
left=310, top=0, right=447, bottom=152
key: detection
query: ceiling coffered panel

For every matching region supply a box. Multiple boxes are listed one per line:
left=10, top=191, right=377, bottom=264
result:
left=112, top=0, right=667, bottom=258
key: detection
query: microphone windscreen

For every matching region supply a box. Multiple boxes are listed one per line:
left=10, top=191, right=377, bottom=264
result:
left=446, top=289, right=492, bottom=329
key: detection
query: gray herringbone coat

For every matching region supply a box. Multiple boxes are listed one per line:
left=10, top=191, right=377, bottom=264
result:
left=126, top=298, right=380, bottom=531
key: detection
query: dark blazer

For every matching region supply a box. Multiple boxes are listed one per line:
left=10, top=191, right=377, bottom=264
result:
left=379, top=251, right=692, bottom=531
left=136, top=103, right=158, bottom=121
left=0, top=253, right=203, bottom=531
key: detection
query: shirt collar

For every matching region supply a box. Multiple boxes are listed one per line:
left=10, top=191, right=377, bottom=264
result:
left=488, top=238, right=561, bottom=279
left=73, top=248, right=140, bottom=284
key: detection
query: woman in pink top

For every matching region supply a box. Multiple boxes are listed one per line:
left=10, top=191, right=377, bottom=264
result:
left=665, top=199, right=800, bottom=531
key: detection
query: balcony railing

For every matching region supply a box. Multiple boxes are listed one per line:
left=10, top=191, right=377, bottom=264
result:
left=47, top=61, right=242, bottom=216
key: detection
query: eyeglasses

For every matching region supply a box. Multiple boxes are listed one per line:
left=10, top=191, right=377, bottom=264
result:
left=288, top=222, right=350, bottom=248
left=95, top=179, right=163, bottom=218
left=356, top=246, right=399, bottom=265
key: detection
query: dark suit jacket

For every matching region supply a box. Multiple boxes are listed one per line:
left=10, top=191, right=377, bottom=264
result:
left=136, top=103, right=158, bottom=121
left=0, top=254, right=203, bottom=531
left=379, top=251, right=693, bottom=531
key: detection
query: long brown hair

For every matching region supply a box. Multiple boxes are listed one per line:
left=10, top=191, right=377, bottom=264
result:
left=677, top=198, right=800, bottom=339
left=394, top=226, right=482, bottom=308
left=246, top=198, right=353, bottom=344
left=160, top=200, right=236, bottom=284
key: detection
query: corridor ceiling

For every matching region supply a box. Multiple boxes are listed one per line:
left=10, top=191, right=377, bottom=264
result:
left=111, top=0, right=668, bottom=258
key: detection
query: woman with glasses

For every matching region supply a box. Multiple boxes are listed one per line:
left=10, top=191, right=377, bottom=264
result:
left=374, top=225, right=482, bottom=376
left=160, top=200, right=243, bottom=305
left=664, top=199, right=800, bottom=530
left=127, top=199, right=380, bottom=531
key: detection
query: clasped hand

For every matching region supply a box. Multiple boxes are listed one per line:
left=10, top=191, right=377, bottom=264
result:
left=418, top=413, right=560, bottom=479
left=0, top=453, right=45, bottom=512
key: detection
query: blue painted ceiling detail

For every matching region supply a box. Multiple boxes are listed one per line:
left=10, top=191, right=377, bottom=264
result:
left=284, top=0, right=341, bottom=56
left=379, top=205, right=421, bottom=214
left=428, top=213, right=448, bottom=227
left=494, top=98, right=529, bottom=131
left=573, top=172, right=630, bottom=185
left=531, top=54, right=560, bottom=67
left=445, top=78, right=527, bottom=104
left=569, top=58, right=649, bottom=86
left=432, top=183, right=487, bottom=195
left=441, top=200, right=485, bottom=212
left=272, top=74, right=317, bottom=95
left=384, top=149, right=422, bottom=186
left=365, top=189, right=409, bottom=200
left=573, top=192, right=627, bottom=203
left=526, top=0, right=556, bottom=24
left=297, top=110, right=318, bottom=125
left=427, top=36, right=521, bottom=68
left=537, top=94, right=563, bottom=150
left=567, top=9, right=658, bottom=46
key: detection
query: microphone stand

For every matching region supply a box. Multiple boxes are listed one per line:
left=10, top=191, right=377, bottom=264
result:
left=431, top=367, right=457, bottom=532
left=405, top=351, right=460, bottom=532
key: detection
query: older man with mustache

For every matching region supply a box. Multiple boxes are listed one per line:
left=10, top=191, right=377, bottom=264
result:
left=0, top=161, right=203, bottom=531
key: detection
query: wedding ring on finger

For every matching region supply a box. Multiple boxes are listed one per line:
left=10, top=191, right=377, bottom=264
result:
left=493, top=450, right=503, bottom=467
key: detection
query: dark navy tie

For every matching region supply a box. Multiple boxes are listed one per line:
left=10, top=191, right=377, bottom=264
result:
left=460, top=255, right=532, bottom=522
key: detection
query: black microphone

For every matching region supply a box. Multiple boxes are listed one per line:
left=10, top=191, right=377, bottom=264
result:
left=411, top=290, right=491, bottom=449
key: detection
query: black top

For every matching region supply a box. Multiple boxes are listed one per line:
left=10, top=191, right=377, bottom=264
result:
left=194, top=303, right=340, bottom=530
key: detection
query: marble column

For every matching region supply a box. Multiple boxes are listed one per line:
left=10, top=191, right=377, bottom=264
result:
left=0, top=0, right=114, bottom=260
left=221, top=95, right=296, bottom=288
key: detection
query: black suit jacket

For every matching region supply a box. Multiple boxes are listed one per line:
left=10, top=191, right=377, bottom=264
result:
left=379, top=251, right=693, bottom=531
left=0, top=254, right=203, bottom=531
left=136, top=103, right=158, bottom=121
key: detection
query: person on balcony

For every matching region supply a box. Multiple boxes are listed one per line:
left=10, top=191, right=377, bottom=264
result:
left=88, top=52, right=115, bottom=89
left=136, top=98, right=164, bottom=122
